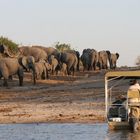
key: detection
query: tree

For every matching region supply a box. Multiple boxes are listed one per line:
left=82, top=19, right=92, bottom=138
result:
left=55, top=42, right=72, bottom=52
left=0, top=36, right=18, bottom=54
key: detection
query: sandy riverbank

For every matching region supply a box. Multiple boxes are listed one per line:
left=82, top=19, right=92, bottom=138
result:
left=0, top=71, right=106, bottom=123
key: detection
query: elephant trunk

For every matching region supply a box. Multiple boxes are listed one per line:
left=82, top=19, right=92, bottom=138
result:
left=31, top=65, right=36, bottom=85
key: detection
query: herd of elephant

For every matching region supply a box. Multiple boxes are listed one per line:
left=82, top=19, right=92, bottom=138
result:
left=0, top=44, right=119, bottom=86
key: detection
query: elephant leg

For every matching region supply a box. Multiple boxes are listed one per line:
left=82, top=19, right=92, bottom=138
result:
left=46, top=69, right=49, bottom=79
left=36, top=74, right=40, bottom=80
left=41, top=71, right=46, bottom=80
left=43, top=69, right=47, bottom=80
left=71, top=66, right=74, bottom=76
left=51, top=68, right=54, bottom=75
left=32, top=68, right=36, bottom=85
left=32, top=71, right=36, bottom=85
left=9, top=75, right=13, bottom=80
left=43, top=69, right=47, bottom=79
left=2, top=69, right=9, bottom=86
left=67, top=67, right=70, bottom=75
left=17, top=68, right=24, bottom=86
left=3, top=78, right=8, bottom=86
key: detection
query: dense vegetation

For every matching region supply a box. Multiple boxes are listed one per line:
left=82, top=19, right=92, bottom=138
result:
left=55, top=42, right=72, bottom=52
left=0, top=36, right=18, bottom=53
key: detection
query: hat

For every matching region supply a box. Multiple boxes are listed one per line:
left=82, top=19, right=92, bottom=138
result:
left=129, top=79, right=138, bottom=85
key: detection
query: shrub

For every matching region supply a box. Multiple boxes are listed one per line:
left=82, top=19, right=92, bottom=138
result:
left=0, top=36, right=18, bottom=53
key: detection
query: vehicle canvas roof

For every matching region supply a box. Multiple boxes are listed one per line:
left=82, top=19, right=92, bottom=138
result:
left=105, top=70, right=140, bottom=79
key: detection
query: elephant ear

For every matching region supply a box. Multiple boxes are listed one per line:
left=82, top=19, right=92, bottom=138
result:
left=18, top=56, right=28, bottom=69
left=27, top=56, right=35, bottom=64
left=116, top=53, right=119, bottom=59
left=22, top=56, right=28, bottom=67
left=0, top=44, right=4, bottom=53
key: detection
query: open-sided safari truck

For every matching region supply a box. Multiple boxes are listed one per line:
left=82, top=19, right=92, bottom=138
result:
left=105, top=70, right=140, bottom=131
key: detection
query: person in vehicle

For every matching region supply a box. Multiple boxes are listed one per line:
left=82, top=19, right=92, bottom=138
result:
left=112, top=95, right=126, bottom=106
left=128, top=79, right=140, bottom=91
left=128, top=79, right=140, bottom=128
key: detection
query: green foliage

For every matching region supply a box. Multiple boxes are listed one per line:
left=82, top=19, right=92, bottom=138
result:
left=55, top=42, right=72, bottom=52
left=0, top=36, right=18, bottom=53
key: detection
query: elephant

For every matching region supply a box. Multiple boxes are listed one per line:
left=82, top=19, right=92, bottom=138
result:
left=90, top=49, right=98, bottom=70
left=61, top=63, right=67, bottom=76
left=44, top=61, right=52, bottom=79
left=19, top=46, right=48, bottom=62
left=108, top=53, right=119, bottom=69
left=81, top=50, right=91, bottom=71
left=0, top=58, right=24, bottom=86
left=18, top=56, right=36, bottom=85
left=44, top=47, right=59, bottom=56
left=81, top=48, right=98, bottom=71
left=35, top=59, right=51, bottom=80
left=98, top=50, right=111, bottom=70
left=59, top=52, right=78, bottom=76
left=32, top=46, right=59, bottom=59
left=64, top=50, right=80, bottom=71
left=48, top=55, right=60, bottom=75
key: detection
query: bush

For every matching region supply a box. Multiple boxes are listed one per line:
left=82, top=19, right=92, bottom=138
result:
left=0, top=36, right=18, bottom=53
left=55, top=42, right=72, bottom=52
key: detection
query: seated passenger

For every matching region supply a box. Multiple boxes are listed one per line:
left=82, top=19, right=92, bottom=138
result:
left=112, top=95, right=126, bottom=107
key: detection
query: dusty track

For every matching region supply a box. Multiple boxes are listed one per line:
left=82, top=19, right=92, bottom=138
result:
left=0, top=70, right=106, bottom=123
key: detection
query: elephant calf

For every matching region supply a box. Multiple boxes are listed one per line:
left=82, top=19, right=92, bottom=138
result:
left=0, top=58, right=24, bottom=86
left=61, top=63, right=67, bottom=76
left=35, top=60, right=51, bottom=80
left=48, top=55, right=59, bottom=75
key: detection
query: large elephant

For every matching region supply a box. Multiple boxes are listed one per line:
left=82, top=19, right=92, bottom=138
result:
left=108, top=53, right=119, bottom=69
left=59, top=52, right=78, bottom=76
left=19, top=46, right=48, bottom=62
left=32, top=46, right=59, bottom=59
left=98, top=50, right=110, bottom=70
left=18, top=56, right=36, bottom=85
left=64, top=50, right=80, bottom=71
left=81, top=50, right=91, bottom=71
left=81, top=48, right=98, bottom=71
left=0, top=58, right=24, bottom=86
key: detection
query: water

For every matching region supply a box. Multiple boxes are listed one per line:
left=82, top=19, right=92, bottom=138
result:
left=0, top=123, right=139, bottom=140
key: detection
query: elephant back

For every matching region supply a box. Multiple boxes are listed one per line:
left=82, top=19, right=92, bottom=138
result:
left=0, top=58, right=20, bottom=74
left=19, top=46, right=47, bottom=62
left=64, top=50, right=80, bottom=71
left=81, top=48, right=98, bottom=70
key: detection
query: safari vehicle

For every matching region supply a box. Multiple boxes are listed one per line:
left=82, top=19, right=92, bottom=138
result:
left=105, top=70, right=140, bottom=131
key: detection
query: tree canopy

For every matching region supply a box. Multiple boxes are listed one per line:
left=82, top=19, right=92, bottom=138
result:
left=55, top=42, right=72, bottom=52
left=0, top=36, right=18, bottom=53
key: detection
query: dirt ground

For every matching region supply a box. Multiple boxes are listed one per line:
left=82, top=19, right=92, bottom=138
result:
left=0, top=70, right=106, bottom=124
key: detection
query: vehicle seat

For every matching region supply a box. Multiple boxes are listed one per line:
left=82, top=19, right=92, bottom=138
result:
left=119, top=106, right=127, bottom=120
left=108, top=107, right=119, bottom=117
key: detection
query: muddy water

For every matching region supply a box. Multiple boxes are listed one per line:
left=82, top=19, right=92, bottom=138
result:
left=0, top=123, right=139, bottom=140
